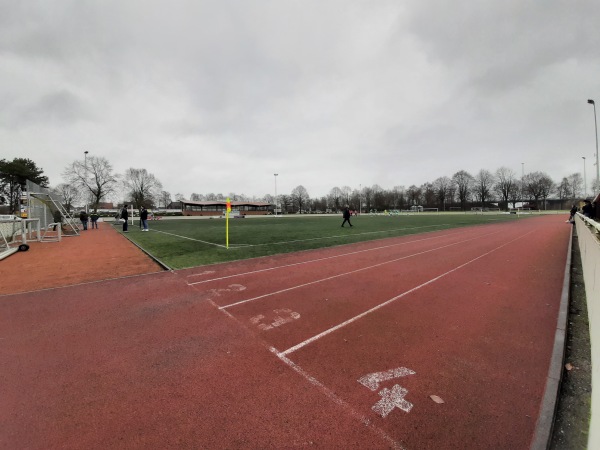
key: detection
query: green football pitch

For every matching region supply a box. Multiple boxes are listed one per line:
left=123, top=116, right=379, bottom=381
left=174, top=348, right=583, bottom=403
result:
left=120, top=213, right=528, bottom=269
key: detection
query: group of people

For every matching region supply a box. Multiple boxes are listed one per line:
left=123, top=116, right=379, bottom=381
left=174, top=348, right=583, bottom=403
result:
left=78, top=206, right=150, bottom=233
left=568, top=198, right=597, bottom=223
left=119, top=205, right=149, bottom=233
left=78, top=210, right=99, bottom=230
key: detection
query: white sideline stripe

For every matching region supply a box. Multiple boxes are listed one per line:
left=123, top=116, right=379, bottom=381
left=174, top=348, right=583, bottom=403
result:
left=271, top=348, right=406, bottom=450
left=219, top=229, right=502, bottom=310
left=188, top=227, right=476, bottom=285
left=234, top=224, right=447, bottom=248
left=152, top=229, right=227, bottom=248
left=277, top=229, right=535, bottom=357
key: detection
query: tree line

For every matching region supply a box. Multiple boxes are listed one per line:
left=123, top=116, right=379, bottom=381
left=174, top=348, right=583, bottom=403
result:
left=0, top=157, right=594, bottom=214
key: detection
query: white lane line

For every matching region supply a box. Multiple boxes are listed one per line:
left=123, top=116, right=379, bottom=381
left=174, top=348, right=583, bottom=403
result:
left=152, top=229, right=227, bottom=248
left=277, top=229, right=535, bottom=357
left=218, top=229, right=502, bottom=310
left=188, top=227, right=479, bottom=285
left=271, top=348, right=406, bottom=450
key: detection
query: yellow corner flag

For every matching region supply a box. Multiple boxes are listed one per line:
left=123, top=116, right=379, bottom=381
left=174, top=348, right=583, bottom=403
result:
left=226, top=197, right=231, bottom=248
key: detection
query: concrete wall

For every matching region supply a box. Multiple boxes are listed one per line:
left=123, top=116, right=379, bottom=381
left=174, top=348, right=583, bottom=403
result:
left=574, top=214, right=600, bottom=449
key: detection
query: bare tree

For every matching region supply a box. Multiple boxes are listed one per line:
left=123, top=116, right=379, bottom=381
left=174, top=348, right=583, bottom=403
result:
left=494, top=167, right=517, bottom=211
left=291, top=185, right=310, bottom=213
left=567, top=173, right=583, bottom=199
left=407, top=185, right=422, bottom=206
left=123, top=168, right=163, bottom=209
left=474, top=169, right=496, bottom=207
left=53, top=183, right=81, bottom=212
left=190, top=193, right=202, bottom=201
left=63, top=156, right=119, bottom=211
left=433, top=177, right=451, bottom=210
left=329, top=187, right=343, bottom=211
left=419, top=183, right=434, bottom=208
left=159, top=191, right=172, bottom=209
left=523, top=172, right=554, bottom=209
left=554, top=178, right=571, bottom=209
left=341, top=186, right=352, bottom=206
left=279, top=194, right=292, bottom=213
left=452, top=170, right=474, bottom=211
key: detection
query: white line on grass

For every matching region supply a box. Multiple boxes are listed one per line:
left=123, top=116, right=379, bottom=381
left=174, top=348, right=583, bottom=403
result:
left=151, top=229, right=228, bottom=248
left=219, top=229, right=503, bottom=310
left=233, top=224, right=448, bottom=247
left=276, top=229, right=535, bottom=357
left=187, top=227, right=474, bottom=284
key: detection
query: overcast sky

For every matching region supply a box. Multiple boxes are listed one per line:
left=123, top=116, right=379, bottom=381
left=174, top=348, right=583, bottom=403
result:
left=1, top=0, right=599, bottom=200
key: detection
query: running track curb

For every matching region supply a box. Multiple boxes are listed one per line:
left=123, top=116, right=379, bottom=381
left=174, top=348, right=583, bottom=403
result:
left=530, top=224, right=572, bottom=449
left=115, top=226, right=173, bottom=271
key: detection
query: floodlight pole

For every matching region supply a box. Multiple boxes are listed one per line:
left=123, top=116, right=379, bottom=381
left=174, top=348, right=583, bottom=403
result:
left=588, top=99, right=599, bottom=187
left=274, top=173, right=278, bottom=216
left=84, top=151, right=89, bottom=214
left=583, top=156, right=587, bottom=198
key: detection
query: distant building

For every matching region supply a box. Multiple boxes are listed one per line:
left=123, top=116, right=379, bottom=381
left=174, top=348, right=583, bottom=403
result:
left=181, top=200, right=272, bottom=216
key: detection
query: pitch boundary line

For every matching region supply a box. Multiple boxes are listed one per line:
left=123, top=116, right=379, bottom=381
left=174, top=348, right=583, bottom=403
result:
left=228, top=224, right=449, bottom=248
left=188, top=227, right=478, bottom=286
left=276, top=229, right=536, bottom=357
left=151, top=229, right=227, bottom=248
left=219, top=229, right=503, bottom=310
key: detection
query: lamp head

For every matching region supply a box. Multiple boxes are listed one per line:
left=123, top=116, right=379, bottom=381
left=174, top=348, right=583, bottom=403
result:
left=588, top=99, right=595, bottom=105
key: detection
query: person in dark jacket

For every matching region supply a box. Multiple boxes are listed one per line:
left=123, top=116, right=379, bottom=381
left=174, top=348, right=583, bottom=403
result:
left=121, top=205, right=129, bottom=232
left=90, top=211, right=99, bottom=229
left=582, top=200, right=594, bottom=218
left=79, top=211, right=88, bottom=230
left=341, top=206, right=353, bottom=227
left=140, top=207, right=149, bottom=231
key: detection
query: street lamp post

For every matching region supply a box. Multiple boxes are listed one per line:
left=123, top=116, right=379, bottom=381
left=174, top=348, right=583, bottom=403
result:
left=588, top=99, right=599, bottom=187
left=274, top=173, right=278, bottom=216
left=521, top=162, right=524, bottom=207
left=583, top=156, right=587, bottom=198
left=84, top=151, right=89, bottom=213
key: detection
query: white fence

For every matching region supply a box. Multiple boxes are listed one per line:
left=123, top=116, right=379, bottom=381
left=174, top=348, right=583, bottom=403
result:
left=574, top=213, right=600, bottom=448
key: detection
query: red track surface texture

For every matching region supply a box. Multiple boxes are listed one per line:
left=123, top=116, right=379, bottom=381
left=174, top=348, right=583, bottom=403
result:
left=0, top=216, right=571, bottom=449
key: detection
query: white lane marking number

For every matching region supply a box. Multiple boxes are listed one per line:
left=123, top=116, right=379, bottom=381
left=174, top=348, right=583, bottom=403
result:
left=210, top=284, right=247, bottom=296
left=358, top=367, right=416, bottom=418
left=250, top=309, right=301, bottom=331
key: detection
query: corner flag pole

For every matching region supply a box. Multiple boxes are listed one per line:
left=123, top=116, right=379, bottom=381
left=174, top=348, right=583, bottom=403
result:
left=226, top=197, right=231, bottom=249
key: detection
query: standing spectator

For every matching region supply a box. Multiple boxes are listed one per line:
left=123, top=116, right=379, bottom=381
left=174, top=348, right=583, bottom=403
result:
left=79, top=210, right=88, bottom=230
left=582, top=200, right=594, bottom=218
left=341, top=206, right=353, bottom=227
left=121, top=205, right=129, bottom=232
left=90, top=211, right=99, bottom=229
left=140, top=206, right=149, bottom=231
left=567, top=205, right=578, bottom=223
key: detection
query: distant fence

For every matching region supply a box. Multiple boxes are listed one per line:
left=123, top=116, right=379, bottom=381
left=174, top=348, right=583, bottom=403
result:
left=574, top=213, right=600, bottom=449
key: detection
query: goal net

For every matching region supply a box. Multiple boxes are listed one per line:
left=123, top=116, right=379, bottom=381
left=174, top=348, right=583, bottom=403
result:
left=0, top=217, right=21, bottom=260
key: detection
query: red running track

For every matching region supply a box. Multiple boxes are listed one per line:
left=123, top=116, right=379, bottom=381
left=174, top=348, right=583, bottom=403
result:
left=0, top=215, right=570, bottom=449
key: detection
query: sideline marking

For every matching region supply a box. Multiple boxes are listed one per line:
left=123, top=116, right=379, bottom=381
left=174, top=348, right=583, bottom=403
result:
left=232, top=224, right=447, bottom=248
left=151, top=229, right=228, bottom=248
left=188, top=228, right=473, bottom=286
left=277, top=229, right=535, bottom=356
left=219, top=230, right=502, bottom=310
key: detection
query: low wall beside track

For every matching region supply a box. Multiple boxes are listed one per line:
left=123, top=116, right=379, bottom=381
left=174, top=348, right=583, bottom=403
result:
left=574, top=213, right=600, bottom=449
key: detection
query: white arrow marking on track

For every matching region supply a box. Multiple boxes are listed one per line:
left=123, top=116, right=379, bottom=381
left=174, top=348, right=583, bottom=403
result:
left=357, top=367, right=416, bottom=391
